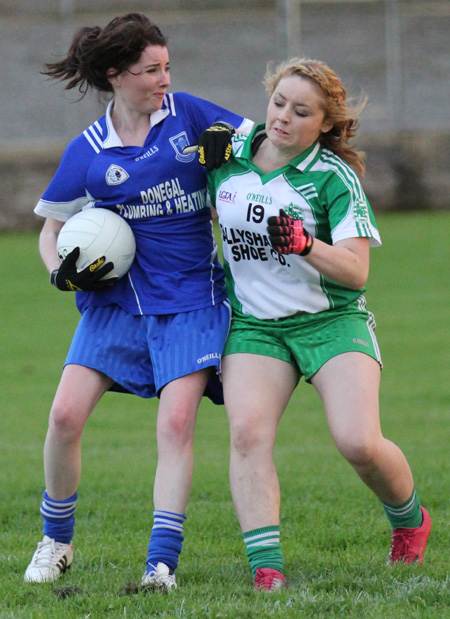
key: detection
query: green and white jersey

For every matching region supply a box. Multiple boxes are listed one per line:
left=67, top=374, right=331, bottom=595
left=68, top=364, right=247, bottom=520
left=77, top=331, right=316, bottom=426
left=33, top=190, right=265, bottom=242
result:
left=207, top=123, right=381, bottom=320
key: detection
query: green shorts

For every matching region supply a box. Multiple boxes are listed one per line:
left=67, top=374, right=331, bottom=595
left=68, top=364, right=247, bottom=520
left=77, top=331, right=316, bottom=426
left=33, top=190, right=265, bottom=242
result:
left=224, top=297, right=382, bottom=382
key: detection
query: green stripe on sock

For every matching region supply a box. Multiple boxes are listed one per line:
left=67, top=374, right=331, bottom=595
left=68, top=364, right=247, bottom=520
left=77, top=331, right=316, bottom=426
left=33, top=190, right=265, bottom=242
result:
left=243, top=526, right=284, bottom=578
left=383, top=489, right=422, bottom=529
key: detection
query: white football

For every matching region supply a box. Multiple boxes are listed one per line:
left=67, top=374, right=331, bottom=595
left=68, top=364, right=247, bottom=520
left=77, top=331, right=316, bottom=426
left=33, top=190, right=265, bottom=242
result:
left=57, top=208, right=136, bottom=280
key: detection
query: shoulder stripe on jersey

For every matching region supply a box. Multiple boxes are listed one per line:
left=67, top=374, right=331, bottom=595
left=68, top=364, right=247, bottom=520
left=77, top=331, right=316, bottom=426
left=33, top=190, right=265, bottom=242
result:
left=320, top=150, right=364, bottom=201
left=83, top=122, right=104, bottom=154
left=318, top=152, right=365, bottom=221
left=89, top=123, right=104, bottom=147
left=83, top=127, right=103, bottom=153
left=318, top=151, right=376, bottom=239
left=166, top=93, right=176, bottom=116
left=83, top=130, right=100, bottom=153
left=93, top=120, right=103, bottom=135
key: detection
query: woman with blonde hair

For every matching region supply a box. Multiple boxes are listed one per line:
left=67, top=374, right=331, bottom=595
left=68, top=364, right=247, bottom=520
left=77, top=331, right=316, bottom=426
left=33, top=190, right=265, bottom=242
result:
left=207, top=58, right=430, bottom=590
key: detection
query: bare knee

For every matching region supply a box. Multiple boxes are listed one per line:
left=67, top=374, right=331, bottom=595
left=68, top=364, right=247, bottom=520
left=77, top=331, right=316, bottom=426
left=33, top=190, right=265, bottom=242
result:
left=336, top=434, right=382, bottom=469
left=158, top=405, right=197, bottom=448
left=48, top=400, right=87, bottom=442
left=230, top=415, right=275, bottom=456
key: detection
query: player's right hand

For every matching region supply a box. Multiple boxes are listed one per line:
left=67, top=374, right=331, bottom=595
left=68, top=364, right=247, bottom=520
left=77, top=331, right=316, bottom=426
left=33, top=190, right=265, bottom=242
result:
left=198, top=122, right=235, bottom=171
left=183, top=122, right=235, bottom=171
left=50, top=247, right=117, bottom=291
left=267, top=210, right=314, bottom=256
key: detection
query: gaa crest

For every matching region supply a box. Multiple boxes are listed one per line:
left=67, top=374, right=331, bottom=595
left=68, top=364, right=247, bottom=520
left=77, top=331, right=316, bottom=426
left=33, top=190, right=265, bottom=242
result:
left=353, top=199, right=369, bottom=223
left=170, top=132, right=196, bottom=163
left=282, top=202, right=304, bottom=221
left=105, top=164, right=129, bottom=186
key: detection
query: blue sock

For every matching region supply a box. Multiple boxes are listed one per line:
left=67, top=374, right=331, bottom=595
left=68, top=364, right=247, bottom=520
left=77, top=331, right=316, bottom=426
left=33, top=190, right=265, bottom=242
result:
left=146, top=510, right=186, bottom=574
left=41, top=490, right=77, bottom=544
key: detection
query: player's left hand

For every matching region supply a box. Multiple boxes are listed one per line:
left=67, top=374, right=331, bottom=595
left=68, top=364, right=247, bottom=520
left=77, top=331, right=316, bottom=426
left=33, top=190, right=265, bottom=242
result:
left=267, top=209, right=314, bottom=256
left=51, top=247, right=117, bottom=291
left=183, top=122, right=235, bottom=171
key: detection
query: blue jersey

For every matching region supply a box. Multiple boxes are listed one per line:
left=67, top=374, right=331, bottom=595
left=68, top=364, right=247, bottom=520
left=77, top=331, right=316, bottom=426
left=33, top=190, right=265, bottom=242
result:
left=34, top=92, right=253, bottom=315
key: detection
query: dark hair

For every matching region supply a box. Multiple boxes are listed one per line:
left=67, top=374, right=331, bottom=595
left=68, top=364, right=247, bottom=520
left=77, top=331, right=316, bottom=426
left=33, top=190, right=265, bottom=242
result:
left=43, top=13, right=168, bottom=97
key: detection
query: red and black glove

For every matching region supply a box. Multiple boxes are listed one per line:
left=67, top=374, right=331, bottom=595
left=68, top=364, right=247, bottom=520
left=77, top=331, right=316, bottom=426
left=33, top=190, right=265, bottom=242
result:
left=50, top=247, right=117, bottom=291
left=267, top=209, right=314, bottom=256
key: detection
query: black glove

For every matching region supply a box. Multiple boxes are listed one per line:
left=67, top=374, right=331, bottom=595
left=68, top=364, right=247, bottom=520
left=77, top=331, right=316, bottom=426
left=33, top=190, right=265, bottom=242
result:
left=50, top=247, right=117, bottom=291
left=189, top=122, right=235, bottom=171
left=267, top=210, right=314, bottom=256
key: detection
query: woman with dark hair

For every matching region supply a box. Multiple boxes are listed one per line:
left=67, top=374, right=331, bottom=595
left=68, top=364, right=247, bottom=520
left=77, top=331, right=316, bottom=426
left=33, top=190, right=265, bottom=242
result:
left=24, top=12, right=252, bottom=591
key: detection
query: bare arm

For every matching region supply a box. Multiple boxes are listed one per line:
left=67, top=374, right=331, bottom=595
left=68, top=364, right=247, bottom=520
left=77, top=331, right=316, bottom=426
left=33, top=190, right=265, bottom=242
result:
left=304, top=236, right=370, bottom=290
left=38, top=218, right=64, bottom=274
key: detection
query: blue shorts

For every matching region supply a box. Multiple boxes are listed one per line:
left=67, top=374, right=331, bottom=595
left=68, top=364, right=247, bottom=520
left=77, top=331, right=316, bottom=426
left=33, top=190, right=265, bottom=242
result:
left=65, top=302, right=231, bottom=404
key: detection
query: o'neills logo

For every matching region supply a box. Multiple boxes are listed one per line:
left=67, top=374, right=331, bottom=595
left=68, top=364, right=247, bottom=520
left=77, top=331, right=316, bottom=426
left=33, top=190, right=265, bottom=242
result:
left=218, top=190, right=236, bottom=204
left=197, top=352, right=221, bottom=364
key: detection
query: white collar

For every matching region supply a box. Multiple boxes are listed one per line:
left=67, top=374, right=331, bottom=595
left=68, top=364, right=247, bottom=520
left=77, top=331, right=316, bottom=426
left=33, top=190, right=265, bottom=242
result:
left=103, top=99, right=171, bottom=149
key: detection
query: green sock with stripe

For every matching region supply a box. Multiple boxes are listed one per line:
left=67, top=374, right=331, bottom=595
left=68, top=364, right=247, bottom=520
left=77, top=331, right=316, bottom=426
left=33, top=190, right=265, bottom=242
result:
left=382, top=488, right=423, bottom=529
left=243, top=525, right=284, bottom=578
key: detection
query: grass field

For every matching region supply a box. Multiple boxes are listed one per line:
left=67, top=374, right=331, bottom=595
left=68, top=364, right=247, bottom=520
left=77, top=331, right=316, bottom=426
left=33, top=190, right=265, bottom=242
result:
left=0, top=212, right=449, bottom=618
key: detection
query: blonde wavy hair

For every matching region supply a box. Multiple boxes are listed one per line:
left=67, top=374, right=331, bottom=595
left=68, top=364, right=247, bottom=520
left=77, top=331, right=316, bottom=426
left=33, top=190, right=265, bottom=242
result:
left=263, top=58, right=367, bottom=176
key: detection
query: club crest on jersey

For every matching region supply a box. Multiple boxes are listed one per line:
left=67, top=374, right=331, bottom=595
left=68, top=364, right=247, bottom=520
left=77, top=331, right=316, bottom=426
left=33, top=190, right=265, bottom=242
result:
left=170, top=132, right=196, bottom=163
left=105, top=164, right=129, bottom=186
left=283, top=202, right=304, bottom=221
left=353, top=199, right=369, bottom=223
